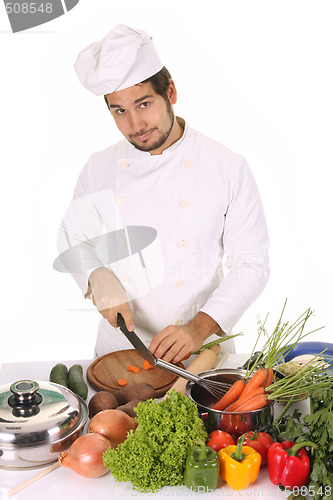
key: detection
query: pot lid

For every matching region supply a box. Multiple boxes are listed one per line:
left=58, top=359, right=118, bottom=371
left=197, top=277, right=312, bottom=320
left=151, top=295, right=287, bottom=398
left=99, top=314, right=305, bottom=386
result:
left=0, top=380, right=88, bottom=448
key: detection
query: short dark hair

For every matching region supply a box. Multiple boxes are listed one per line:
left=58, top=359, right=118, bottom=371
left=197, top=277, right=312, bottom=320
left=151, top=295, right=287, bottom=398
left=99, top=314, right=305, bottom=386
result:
left=141, top=66, right=172, bottom=99
left=104, top=66, right=172, bottom=108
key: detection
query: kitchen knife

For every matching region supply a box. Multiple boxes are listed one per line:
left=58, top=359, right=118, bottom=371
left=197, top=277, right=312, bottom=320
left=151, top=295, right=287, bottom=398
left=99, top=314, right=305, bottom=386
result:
left=117, top=313, right=156, bottom=365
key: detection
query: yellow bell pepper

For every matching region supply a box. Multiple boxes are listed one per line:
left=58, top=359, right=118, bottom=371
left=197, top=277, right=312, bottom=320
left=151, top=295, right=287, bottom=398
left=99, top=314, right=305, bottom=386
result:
left=218, top=434, right=261, bottom=490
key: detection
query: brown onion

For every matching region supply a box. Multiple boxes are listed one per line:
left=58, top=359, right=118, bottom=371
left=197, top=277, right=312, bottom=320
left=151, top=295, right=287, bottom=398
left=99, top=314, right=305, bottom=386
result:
left=89, top=408, right=137, bottom=447
left=58, top=433, right=111, bottom=477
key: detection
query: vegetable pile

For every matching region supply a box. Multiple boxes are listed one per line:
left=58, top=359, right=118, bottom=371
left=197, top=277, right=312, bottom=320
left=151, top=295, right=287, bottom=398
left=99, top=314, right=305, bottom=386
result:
left=54, top=299, right=332, bottom=498
left=102, top=390, right=207, bottom=492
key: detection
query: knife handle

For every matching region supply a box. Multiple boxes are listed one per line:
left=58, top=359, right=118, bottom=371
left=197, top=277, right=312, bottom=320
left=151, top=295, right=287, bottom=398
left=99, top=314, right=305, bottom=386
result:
left=117, top=313, right=125, bottom=328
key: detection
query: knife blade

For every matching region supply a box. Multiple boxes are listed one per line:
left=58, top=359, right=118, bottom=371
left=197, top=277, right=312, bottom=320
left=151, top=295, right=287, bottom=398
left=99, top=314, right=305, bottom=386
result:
left=117, top=313, right=156, bottom=365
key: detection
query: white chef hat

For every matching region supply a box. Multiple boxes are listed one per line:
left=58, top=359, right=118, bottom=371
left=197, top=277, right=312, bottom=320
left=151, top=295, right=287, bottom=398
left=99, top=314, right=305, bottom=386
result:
left=74, top=24, right=163, bottom=96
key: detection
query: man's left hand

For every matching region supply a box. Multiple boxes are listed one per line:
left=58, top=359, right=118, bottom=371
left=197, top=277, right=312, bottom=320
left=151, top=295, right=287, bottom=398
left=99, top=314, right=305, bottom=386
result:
left=148, top=312, right=221, bottom=363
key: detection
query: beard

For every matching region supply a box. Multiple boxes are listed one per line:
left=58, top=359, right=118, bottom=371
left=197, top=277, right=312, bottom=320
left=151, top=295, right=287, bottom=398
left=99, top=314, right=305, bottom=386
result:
left=129, top=99, right=175, bottom=152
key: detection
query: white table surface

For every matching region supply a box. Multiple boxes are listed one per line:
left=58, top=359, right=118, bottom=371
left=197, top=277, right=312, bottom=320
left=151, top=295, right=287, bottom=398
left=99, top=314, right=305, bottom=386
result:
left=0, top=354, right=309, bottom=500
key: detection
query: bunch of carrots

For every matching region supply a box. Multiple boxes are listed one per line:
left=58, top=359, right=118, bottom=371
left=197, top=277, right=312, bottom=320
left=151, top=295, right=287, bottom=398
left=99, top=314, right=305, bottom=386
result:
left=212, top=356, right=332, bottom=413
left=212, top=367, right=273, bottom=412
left=211, top=300, right=331, bottom=413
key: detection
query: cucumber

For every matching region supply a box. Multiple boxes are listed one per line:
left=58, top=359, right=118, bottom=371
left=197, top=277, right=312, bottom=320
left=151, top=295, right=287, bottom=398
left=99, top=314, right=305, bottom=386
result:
left=68, top=364, right=88, bottom=400
left=50, top=363, right=68, bottom=387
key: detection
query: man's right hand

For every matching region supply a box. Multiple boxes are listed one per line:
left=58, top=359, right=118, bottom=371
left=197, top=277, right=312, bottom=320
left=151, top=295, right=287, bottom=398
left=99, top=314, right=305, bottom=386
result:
left=89, top=266, right=134, bottom=331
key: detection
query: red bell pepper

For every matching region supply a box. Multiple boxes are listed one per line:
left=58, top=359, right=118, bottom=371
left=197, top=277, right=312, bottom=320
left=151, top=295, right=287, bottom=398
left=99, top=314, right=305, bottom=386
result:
left=237, top=431, right=274, bottom=466
left=267, top=440, right=318, bottom=489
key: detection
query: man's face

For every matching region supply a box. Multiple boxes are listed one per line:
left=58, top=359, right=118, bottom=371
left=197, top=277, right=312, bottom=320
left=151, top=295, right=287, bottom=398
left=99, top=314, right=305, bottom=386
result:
left=106, top=81, right=176, bottom=155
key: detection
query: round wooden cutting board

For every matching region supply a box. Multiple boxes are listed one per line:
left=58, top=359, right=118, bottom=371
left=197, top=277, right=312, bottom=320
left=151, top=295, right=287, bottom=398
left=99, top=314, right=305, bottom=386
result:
left=87, top=349, right=184, bottom=398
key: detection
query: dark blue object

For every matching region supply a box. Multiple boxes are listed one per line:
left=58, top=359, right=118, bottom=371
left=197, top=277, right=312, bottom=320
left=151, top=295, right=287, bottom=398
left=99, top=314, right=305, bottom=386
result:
left=284, top=342, right=333, bottom=372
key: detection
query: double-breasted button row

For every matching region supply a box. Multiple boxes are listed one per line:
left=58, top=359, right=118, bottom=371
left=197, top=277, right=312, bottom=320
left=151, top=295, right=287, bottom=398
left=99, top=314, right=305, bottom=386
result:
left=177, top=161, right=192, bottom=262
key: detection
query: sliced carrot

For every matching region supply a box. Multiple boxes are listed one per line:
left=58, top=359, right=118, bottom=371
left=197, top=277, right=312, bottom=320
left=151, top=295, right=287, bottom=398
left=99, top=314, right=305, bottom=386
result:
left=242, top=367, right=268, bottom=397
left=233, top=394, right=269, bottom=412
left=263, top=367, right=274, bottom=388
left=212, top=379, right=246, bottom=411
left=227, top=386, right=265, bottom=412
left=127, top=365, right=141, bottom=373
left=143, top=360, right=154, bottom=370
left=117, top=378, right=128, bottom=386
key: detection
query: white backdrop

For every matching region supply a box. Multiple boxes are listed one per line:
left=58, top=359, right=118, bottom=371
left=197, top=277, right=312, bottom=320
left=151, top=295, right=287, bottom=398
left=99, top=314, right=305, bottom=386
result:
left=1, top=0, right=332, bottom=366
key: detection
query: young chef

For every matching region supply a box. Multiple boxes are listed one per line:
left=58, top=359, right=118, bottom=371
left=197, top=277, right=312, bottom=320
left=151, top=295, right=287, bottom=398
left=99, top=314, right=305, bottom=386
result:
left=56, top=25, right=270, bottom=364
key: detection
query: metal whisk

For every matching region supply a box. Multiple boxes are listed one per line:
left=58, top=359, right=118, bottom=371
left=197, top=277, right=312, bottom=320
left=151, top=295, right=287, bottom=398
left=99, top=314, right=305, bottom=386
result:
left=155, top=358, right=231, bottom=399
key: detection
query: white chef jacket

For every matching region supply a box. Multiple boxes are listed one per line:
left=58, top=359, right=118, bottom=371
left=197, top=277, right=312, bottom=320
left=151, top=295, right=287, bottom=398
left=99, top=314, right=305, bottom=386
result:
left=56, top=117, right=270, bottom=358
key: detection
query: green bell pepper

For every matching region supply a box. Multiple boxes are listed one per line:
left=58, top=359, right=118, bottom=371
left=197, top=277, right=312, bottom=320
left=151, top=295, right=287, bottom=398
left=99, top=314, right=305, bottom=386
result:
left=183, top=440, right=220, bottom=492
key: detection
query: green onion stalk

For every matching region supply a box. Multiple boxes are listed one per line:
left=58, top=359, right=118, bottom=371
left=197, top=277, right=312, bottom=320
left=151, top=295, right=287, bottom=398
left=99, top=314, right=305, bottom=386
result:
left=192, top=333, right=243, bottom=355
left=245, top=299, right=325, bottom=379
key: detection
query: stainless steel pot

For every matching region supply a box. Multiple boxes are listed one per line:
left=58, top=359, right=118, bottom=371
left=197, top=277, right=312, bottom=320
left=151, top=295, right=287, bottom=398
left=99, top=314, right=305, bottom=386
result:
left=186, top=368, right=275, bottom=440
left=0, top=379, right=88, bottom=470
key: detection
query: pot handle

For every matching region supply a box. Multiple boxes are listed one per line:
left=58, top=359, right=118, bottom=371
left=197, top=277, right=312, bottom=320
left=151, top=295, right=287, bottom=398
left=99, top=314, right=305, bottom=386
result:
left=8, top=380, right=43, bottom=415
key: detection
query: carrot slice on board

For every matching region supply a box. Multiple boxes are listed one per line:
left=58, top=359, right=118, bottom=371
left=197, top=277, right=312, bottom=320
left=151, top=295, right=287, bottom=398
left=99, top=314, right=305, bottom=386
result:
left=127, top=365, right=141, bottom=373
left=143, top=360, right=154, bottom=370
left=212, top=379, right=246, bottom=411
left=117, top=378, right=128, bottom=386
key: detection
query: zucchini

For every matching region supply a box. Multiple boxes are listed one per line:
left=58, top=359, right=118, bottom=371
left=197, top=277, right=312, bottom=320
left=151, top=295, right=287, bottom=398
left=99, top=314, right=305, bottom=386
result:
left=68, top=364, right=88, bottom=400
left=49, top=363, right=68, bottom=387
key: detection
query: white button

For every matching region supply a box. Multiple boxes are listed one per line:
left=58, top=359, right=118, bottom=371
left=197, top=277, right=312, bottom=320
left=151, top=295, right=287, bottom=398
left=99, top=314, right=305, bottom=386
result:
left=181, top=199, right=190, bottom=208
left=175, top=319, right=183, bottom=326
left=123, top=275, right=132, bottom=283
left=120, top=160, right=129, bottom=168
left=176, top=280, right=185, bottom=288
left=178, top=240, right=187, bottom=249
left=117, top=198, right=126, bottom=206
left=184, top=160, right=193, bottom=169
